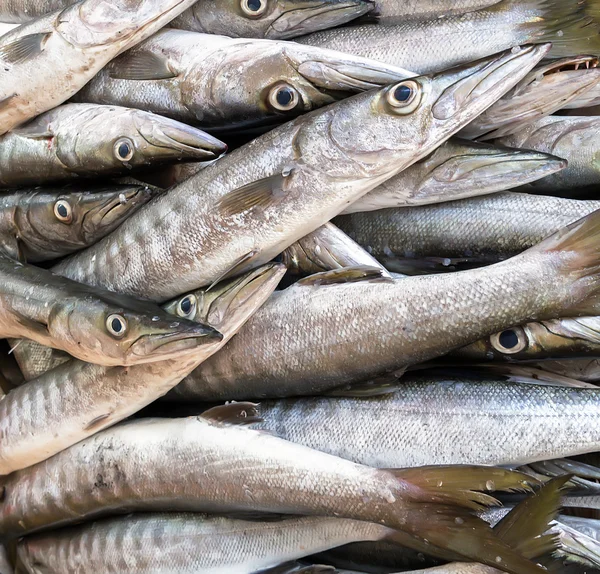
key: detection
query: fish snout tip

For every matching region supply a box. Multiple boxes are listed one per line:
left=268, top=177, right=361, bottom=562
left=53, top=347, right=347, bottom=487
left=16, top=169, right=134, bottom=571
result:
left=161, top=124, right=228, bottom=161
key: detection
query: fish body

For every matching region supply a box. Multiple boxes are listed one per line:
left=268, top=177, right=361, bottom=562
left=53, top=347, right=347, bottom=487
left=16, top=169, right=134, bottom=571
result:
left=0, top=104, right=225, bottom=187
left=0, top=254, right=221, bottom=367
left=74, top=30, right=414, bottom=132
left=251, top=376, right=600, bottom=467
left=0, top=185, right=154, bottom=262
left=0, top=264, right=284, bottom=476
left=499, top=116, right=600, bottom=192
left=564, top=82, right=600, bottom=108
left=296, top=0, right=600, bottom=74
left=372, top=0, right=502, bottom=24
left=172, top=209, right=600, bottom=400
left=336, top=193, right=600, bottom=270
left=0, top=0, right=202, bottom=134
left=52, top=46, right=549, bottom=302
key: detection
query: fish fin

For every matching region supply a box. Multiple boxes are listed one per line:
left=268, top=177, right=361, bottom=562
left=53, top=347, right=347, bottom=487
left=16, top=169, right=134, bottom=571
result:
left=326, top=372, right=406, bottom=397
left=83, top=413, right=112, bottom=432
left=217, top=172, right=292, bottom=217
left=11, top=115, right=54, bottom=139
left=10, top=312, right=49, bottom=340
left=552, top=520, right=600, bottom=568
left=0, top=236, right=25, bottom=263
left=0, top=94, right=16, bottom=111
left=531, top=208, right=600, bottom=315
left=295, top=266, right=392, bottom=287
left=0, top=32, right=50, bottom=64
left=109, top=51, right=178, bottom=81
left=200, top=402, right=263, bottom=425
left=206, top=250, right=258, bottom=291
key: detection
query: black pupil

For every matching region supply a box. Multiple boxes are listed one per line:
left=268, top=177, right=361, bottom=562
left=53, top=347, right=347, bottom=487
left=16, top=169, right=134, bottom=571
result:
left=118, top=142, right=131, bottom=159
left=394, top=85, right=413, bottom=103
left=57, top=203, right=68, bottom=218
left=111, top=317, right=123, bottom=333
left=498, top=329, right=519, bottom=349
left=276, top=87, right=294, bottom=107
left=247, top=0, right=262, bottom=11
left=180, top=298, right=192, bottom=314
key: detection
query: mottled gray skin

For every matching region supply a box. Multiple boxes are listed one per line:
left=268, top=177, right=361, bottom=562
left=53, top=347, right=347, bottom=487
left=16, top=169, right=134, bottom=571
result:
left=74, top=30, right=413, bottom=131
left=295, top=0, right=600, bottom=74
left=16, top=514, right=389, bottom=574
left=0, top=104, right=225, bottom=187
left=335, top=193, right=600, bottom=268
left=499, top=116, right=600, bottom=192
left=0, top=264, right=284, bottom=476
left=0, top=0, right=200, bottom=134
left=53, top=46, right=549, bottom=302
left=0, top=254, right=221, bottom=367
left=343, top=143, right=566, bottom=214
left=0, top=185, right=154, bottom=262
left=251, top=377, right=600, bottom=467
left=172, top=210, right=600, bottom=400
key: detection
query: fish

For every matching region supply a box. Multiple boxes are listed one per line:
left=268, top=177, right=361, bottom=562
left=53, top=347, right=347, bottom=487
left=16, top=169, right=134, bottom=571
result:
left=50, top=46, right=551, bottom=302
left=170, top=208, right=600, bottom=401
left=295, top=0, right=600, bottom=74
left=460, top=56, right=600, bottom=140
left=0, top=264, right=284, bottom=476
left=0, top=0, right=202, bottom=135
left=369, top=0, right=502, bottom=24
left=13, top=478, right=563, bottom=574
left=247, top=373, right=600, bottom=467
left=341, top=142, right=566, bottom=214
left=0, top=412, right=545, bottom=574
left=8, top=339, right=68, bottom=382
left=0, top=254, right=222, bottom=367
left=280, top=223, right=391, bottom=276
left=335, top=193, right=600, bottom=272
left=73, top=30, right=414, bottom=133
left=452, top=317, right=600, bottom=361
left=564, top=82, right=600, bottom=108
left=0, top=104, right=226, bottom=187
left=498, top=116, right=600, bottom=194
left=0, top=184, right=155, bottom=262
left=0, top=546, right=11, bottom=574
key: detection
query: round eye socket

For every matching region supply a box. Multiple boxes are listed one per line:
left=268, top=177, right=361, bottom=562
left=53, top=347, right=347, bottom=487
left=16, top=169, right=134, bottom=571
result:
left=114, top=138, right=134, bottom=162
left=241, top=0, right=267, bottom=16
left=386, top=80, right=421, bottom=114
left=53, top=200, right=72, bottom=223
left=177, top=294, right=197, bottom=319
left=106, top=314, right=128, bottom=338
left=268, top=84, right=300, bottom=112
left=490, top=327, right=527, bottom=354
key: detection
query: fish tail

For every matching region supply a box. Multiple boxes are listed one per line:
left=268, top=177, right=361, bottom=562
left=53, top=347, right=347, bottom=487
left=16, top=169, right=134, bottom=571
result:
left=377, top=466, right=550, bottom=574
left=498, top=0, right=600, bottom=55
left=533, top=208, right=600, bottom=316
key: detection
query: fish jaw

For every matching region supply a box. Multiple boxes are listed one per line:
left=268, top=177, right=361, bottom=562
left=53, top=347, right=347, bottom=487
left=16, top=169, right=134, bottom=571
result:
left=265, top=0, right=374, bottom=39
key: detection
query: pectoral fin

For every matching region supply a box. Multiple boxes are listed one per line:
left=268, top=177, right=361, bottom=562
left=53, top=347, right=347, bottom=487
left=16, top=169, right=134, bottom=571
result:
left=0, top=33, right=51, bottom=64
left=109, top=51, right=177, bottom=81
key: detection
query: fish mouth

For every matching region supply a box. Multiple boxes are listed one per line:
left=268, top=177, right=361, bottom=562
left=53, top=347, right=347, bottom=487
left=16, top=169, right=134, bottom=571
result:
left=431, top=44, right=552, bottom=124
left=129, top=323, right=223, bottom=361
left=266, top=0, right=373, bottom=39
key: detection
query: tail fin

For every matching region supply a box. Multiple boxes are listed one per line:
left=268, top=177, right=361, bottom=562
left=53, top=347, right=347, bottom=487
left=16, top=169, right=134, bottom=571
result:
left=378, top=467, right=557, bottom=574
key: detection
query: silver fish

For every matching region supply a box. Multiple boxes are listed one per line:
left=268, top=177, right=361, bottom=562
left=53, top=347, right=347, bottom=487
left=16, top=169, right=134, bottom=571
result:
left=0, top=104, right=225, bottom=187
left=371, top=0, right=502, bottom=24
left=52, top=46, right=549, bottom=302
left=0, top=0, right=201, bottom=134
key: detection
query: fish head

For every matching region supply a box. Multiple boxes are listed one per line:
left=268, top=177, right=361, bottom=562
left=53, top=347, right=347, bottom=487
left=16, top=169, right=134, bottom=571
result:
left=292, top=44, right=552, bottom=182
left=56, top=107, right=226, bottom=173
left=189, top=41, right=412, bottom=130
left=22, top=186, right=155, bottom=250
left=49, top=294, right=223, bottom=366
left=164, top=263, right=286, bottom=340
left=57, top=0, right=194, bottom=47
left=187, top=0, right=372, bottom=39
left=392, top=138, right=567, bottom=205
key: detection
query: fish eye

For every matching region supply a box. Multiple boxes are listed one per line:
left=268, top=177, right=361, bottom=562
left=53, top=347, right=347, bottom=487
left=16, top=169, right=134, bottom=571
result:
left=490, top=327, right=527, bottom=354
left=113, top=138, right=135, bottom=162
left=268, top=84, right=300, bottom=112
left=106, top=314, right=128, bottom=338
left=176, top=294, right=197, bottom=319
left=241, top=0, right=267, bottom=16
left=53, top=200, right=73, bottom=224
left=386, top=80, right=422, bottom=115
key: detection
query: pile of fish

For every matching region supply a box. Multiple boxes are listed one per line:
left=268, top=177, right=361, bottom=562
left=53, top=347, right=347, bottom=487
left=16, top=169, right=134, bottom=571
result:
left=4, top=0, right=600, bottom=572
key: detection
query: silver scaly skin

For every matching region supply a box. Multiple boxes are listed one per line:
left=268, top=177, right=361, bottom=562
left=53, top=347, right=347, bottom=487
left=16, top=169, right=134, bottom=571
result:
left=0, top=104, right=225, bottom=187
left=51, top=45, right=551, bottom=302
left=0, top=264, right=284, bottom=476
left=74, top=30, right=414, bottom=133
left=0, top=0, right=201, bottom=134
left=370, top=0, right=501, bottom=24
